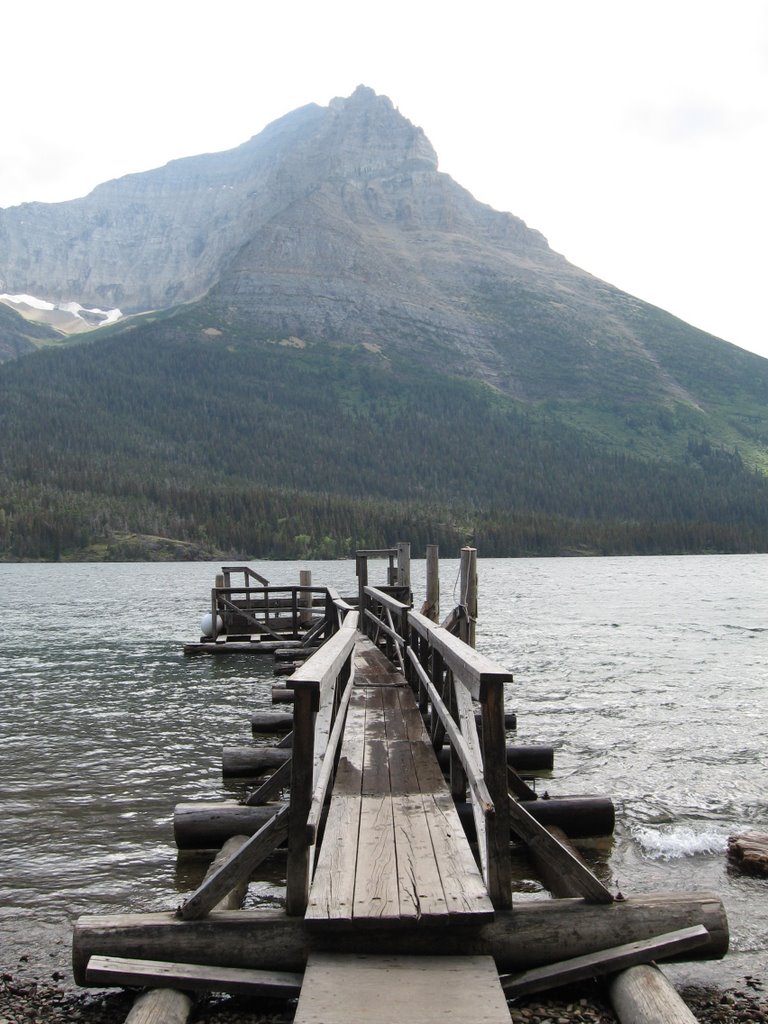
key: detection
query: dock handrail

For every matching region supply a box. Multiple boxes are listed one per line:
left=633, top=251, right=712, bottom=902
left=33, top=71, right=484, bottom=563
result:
left=358, top=566, right=513, bottom=909
left=362, top=584, right=409, bottom=673
left=406, top=608, right=513, bottom=908
left=285, top=610, right=359, bottom=916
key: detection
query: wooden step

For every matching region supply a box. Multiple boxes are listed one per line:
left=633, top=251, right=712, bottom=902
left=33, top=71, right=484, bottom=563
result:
left=294, top=953, right=510, bottom=1024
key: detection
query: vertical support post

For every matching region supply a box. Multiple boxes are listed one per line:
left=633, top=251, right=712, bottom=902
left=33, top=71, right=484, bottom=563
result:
left=396, top=541, right=411, bottom=593
left=356, top=554, right=368, bottom=638
left=459, top=546, right=477, bottom=649
left=299, top=569, right=312, bottom=629
left=424, top=544, right=439, bottom=622
left=430, top=650, right=447, bottom=753
left=285, top=685, right=317, bottom=917
left=447, top=671, right=467, bottom=802
left=481, top=678, right=512, bottom=910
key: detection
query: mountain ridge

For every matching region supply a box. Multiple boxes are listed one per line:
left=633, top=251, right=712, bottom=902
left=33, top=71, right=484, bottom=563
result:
left=1, top=86, right=767, bottom=560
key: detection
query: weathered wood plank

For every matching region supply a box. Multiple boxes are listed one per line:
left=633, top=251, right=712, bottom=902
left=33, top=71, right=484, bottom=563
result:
left=507, top=796, right=614, bottom=904
left=177, top=806, right=289, bottom=920
left=86, top=955, right=302, bottom=998
left=294, top=953, right=510, bottom=1024
left=305, top=693, right=366, bottom=924
left=500, top=924, right=709, bottom=997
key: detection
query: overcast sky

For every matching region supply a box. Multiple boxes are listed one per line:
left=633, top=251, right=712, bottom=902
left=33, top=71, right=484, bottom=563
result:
left=2, top=0, right=766, bottom=358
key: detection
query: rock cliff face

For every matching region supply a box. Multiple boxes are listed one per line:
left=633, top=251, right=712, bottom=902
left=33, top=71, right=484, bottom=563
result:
left=0, top=85, right=739, bottom=402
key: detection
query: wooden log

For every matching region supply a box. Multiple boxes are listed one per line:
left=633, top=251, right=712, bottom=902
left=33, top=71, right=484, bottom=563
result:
left=124, top=988, right=193, bottom=1024
left=206, top=835, right=251, bottom=912
left=435, top=743, right=553, bottom=773
left=456, top=795, right=615, bottom=839
left=72, top=892, right=729, bottom=983
left=87, top=955, right=302, bottom=999
left=506, top=806, right=613, bottom=904
left=251, top=712, right=293, bottom=734
left=178, top=808, right=290, bottom=921
left=222, top=746, right=290, bottom=777
left=500, top=925, right=708, bottom=998
left=174, top=795, right=614, bottom=849
left=272, top=687, right=295, bottom=704
left=123, top=835, right=252, bottom=1022
left=609, top=963, right=699, bottom=1024
left=426, top=710, right=517, bottom=731
left=275, top=647, right=319, bottom=661
left=531, top=824, right=598, bottom=898
left=274, top=662, right=298, bottom=676
left=727, top=831, right=768, bottom=877
left=173, top=802, right=284, bottom=850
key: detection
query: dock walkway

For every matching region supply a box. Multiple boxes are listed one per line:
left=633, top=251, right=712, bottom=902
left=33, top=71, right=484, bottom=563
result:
left=305, top=637, right=493, bottom=927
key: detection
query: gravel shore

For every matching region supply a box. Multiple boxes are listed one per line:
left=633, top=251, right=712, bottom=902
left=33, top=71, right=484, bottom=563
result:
left=2, top=975, right=767, bottom=1024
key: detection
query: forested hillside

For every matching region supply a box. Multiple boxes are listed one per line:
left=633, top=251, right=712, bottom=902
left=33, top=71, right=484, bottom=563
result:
left=2, top=303, right=767, bottom=561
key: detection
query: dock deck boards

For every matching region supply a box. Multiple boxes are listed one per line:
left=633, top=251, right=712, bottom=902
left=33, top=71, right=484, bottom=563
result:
left=294, top=953, right=511, bottom=1024
left=305, top=638, right=493, bottom=928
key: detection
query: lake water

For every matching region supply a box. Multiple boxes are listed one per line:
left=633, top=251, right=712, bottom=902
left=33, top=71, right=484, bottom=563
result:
left=1, top=555, right=766, bottom=988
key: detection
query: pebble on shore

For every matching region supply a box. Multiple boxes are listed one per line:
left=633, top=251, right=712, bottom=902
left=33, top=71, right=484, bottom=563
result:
left=2, top=975, right=768, bottom=1024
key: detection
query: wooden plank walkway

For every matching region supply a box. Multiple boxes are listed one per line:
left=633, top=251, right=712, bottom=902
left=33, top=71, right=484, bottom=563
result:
left=294, top=953, right=511, bottom=1024
left=305, top=638, right=494, bottom=928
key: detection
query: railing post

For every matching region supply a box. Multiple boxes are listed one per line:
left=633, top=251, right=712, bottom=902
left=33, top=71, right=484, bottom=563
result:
left=459, top=546, right=477, bottom=649
left=356, top=554, right=369, bottom=638
left=285, top=683, right=317, bottom=916
left=299, top=570, right=312, bottom=629
left=424, top=544, right=439, bottom=622
left=481, top=677, right=512, bottom=909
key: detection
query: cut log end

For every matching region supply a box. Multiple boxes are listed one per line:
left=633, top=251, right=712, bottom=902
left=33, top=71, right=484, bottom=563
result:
left=727, top=832, right=768, bottom=877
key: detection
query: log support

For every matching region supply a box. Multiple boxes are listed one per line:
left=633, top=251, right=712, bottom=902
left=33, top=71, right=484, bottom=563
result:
left=73, top=892, right=728, bottom=985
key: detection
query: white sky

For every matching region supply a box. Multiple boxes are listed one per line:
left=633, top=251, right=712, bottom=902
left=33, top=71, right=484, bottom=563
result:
left=2, top=0, right=766, bottom=357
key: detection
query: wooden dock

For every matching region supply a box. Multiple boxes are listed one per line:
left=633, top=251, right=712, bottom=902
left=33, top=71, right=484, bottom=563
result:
left=74, top=545, right=731, bottom=1024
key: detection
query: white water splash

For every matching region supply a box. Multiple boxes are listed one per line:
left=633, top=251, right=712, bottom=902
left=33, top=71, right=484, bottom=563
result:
left=634, top=824, right=727, bottom=860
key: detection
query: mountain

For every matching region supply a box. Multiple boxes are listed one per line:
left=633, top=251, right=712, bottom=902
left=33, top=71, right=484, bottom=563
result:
left=1, top=86, right=768, bottom=561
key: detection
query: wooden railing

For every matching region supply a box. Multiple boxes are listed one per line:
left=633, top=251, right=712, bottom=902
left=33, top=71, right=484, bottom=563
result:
left=407, top=609, right=513, bottom=909
left=359, top=578, right=513, bottom=909
left=285, top=610, right=359, bottom=916
left=209, top=584, right=341, bottom=643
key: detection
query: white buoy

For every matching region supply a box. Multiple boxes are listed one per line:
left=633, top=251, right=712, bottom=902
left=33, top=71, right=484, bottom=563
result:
left=200, top=612, right=224, bottom=638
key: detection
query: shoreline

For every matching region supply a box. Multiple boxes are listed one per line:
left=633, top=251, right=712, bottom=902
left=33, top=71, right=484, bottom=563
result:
left=2, top=973, right=767, bottom=1024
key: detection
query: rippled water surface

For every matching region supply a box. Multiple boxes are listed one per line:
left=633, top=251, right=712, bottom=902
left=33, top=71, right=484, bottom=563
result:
left=1, top=556, right=766, bottom=985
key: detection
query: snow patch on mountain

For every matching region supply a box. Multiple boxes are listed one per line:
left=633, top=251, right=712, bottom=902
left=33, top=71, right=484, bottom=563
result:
left=0, top=292, right=122, bottom=334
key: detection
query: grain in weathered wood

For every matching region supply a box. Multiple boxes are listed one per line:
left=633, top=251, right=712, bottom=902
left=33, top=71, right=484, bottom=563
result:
left=251, top=711, right=293, bottom=734
left=381, top=686, right=448, bottom=922
left=408, top=609, right=513, bottom=700
left=507, top=796, right=614, bottom=903
left=397, top=690, right=493, bottom=921
left=124, top=988, right=193, bottom=1024
left=222, top=746, right=289, bottom=777
left=481, top=678, right=513, bottom=909
left=353, top=686, right=399, bottom=921
left=286, top=686, right=316, bottom=916
left=304, top=693, right=366, bottom=924
left=72, top=892, right=729, bottom=983
left=86, top=955, right=302, bottom=998
left=609, top=963, right=699, bottom=1024
left=306, top=671, right=355, bottom=841
left=500, top=924, right=709, bottom=997
left=173, top=802, right=281, bottom=849
left=177, top=807, right=289, bottom=920
left=294, top=953, right=510, bottom=1024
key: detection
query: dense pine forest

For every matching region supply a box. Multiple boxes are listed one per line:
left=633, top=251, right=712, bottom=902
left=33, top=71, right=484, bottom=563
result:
left=2, top=303, right=768, bottom=561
